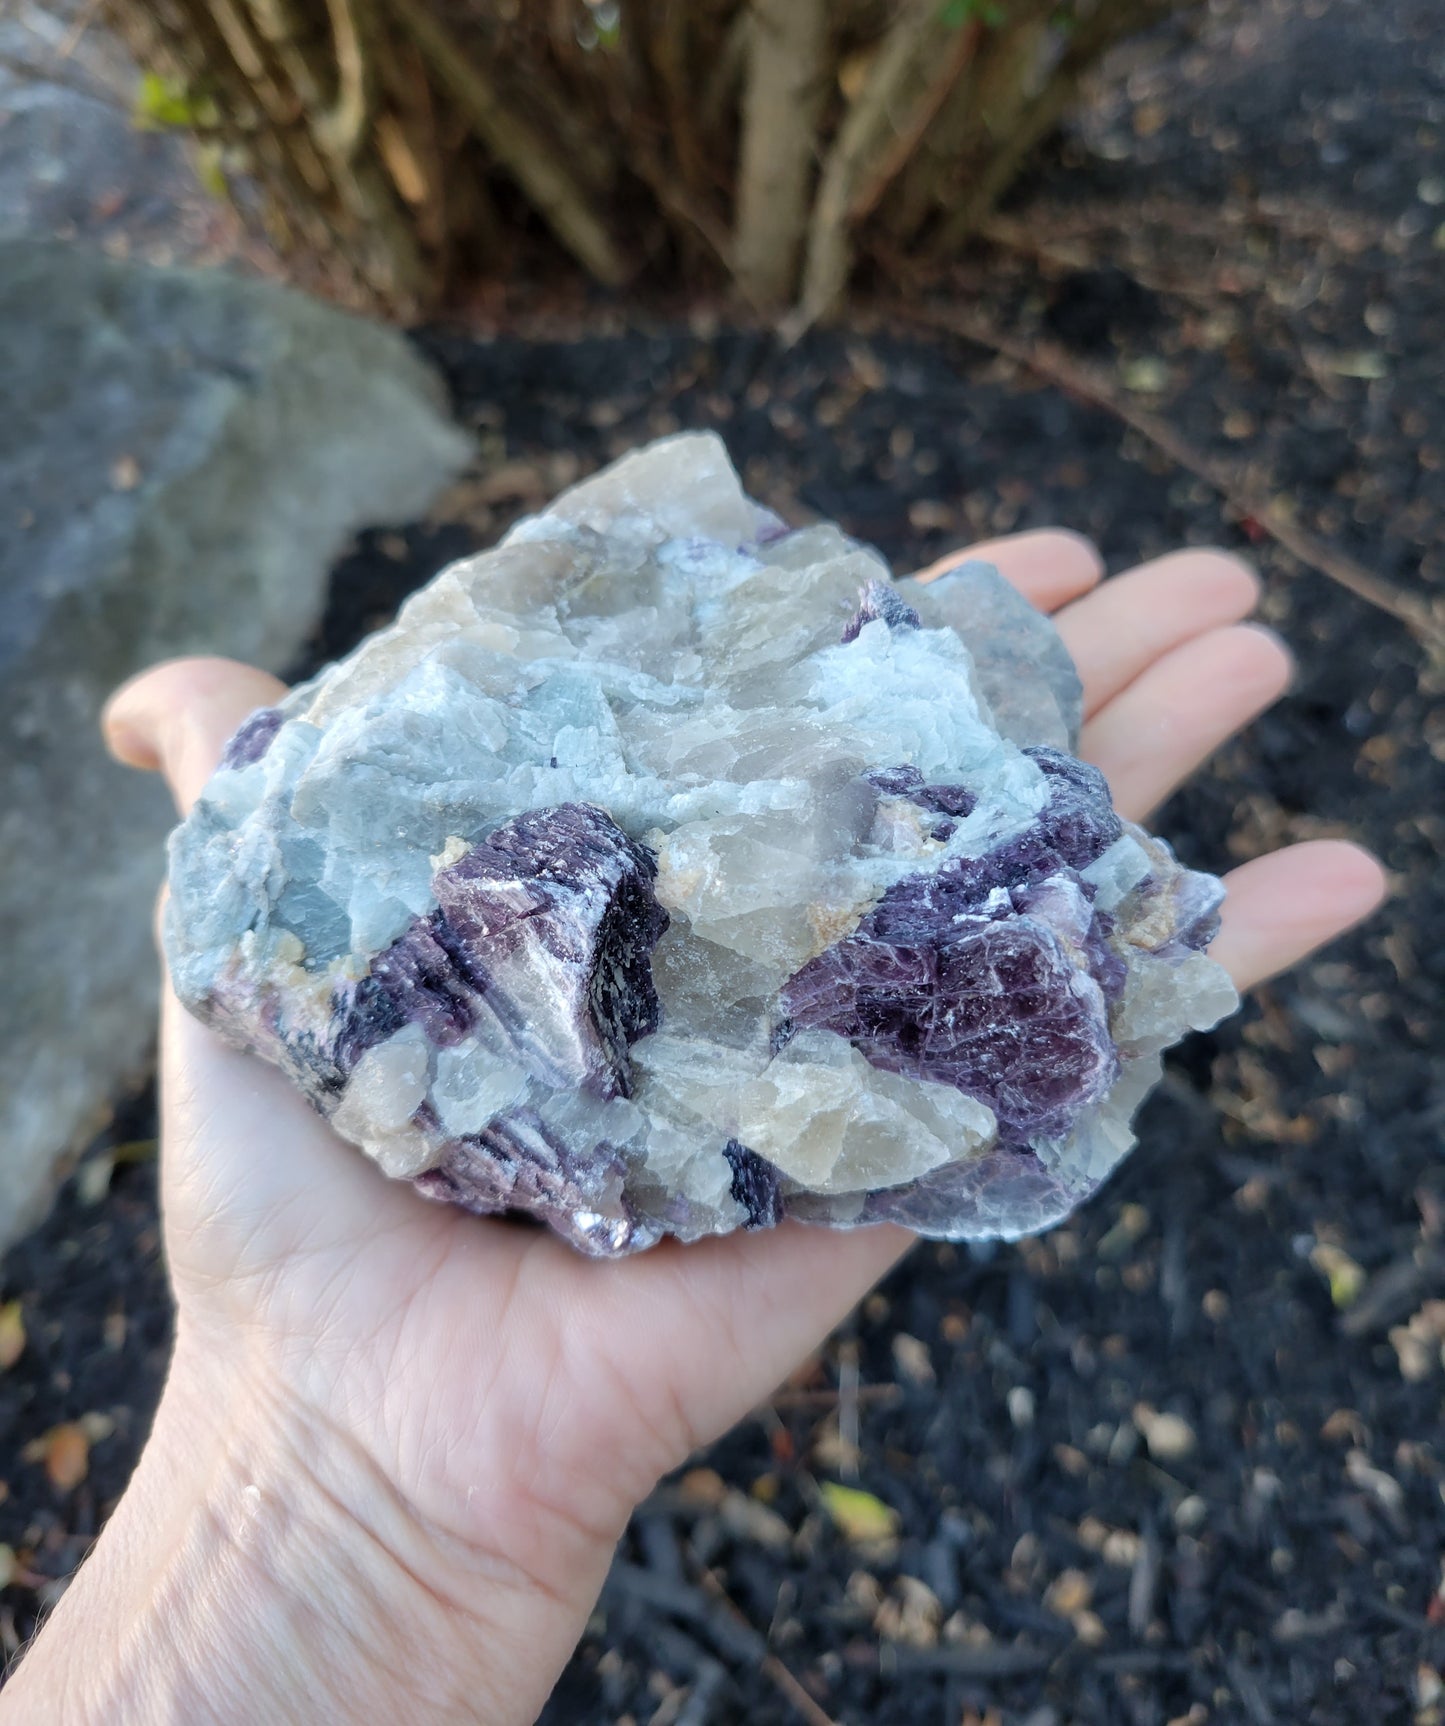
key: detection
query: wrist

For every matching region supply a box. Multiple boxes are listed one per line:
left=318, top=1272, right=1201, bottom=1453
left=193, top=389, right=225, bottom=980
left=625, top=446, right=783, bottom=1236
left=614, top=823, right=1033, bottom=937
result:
left=3, top=1327, right=609, bottom=1725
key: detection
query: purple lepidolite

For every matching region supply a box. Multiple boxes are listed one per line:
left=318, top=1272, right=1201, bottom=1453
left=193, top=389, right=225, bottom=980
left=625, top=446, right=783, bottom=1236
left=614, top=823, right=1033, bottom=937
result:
left=165, top=434, right=1237, bottom=1255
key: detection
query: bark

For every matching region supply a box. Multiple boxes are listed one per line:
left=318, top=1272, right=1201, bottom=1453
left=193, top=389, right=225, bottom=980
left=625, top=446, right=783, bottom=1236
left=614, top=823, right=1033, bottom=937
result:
left=732, top=0, right=828, bottom=308
left=794, top=0, right=949, bottom=329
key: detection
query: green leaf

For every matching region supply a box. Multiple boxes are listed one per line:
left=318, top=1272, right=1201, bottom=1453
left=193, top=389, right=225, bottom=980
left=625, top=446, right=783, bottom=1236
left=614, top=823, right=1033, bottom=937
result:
left=819, top=1482, right=901, bottom=1545
left=134, top=70, right=200, bottom=131
left=940, top=0, right=1005, bottom=27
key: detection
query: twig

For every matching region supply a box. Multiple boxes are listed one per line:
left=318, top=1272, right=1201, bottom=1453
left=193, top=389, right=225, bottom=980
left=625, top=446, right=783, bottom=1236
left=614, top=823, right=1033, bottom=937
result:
left=627, top=126, right=735, bottom=277
left=793, top=0, right=944, bottom=333
left=699, top=5, right=748, bottom=135
left=902, top=302, right=1445, bottom=651
left=992, top=192, right=1395, bottom=257
left=836, top=1339, right=860, bottom=1480
left=0, top=47, right=127, bottom=108
left=606, top=1563, right=764, bottom=1665
left=847, top=19, right=983, bottom=226
left=1340, top=1243, right=1445, bottom=1339
left=975, top=213, right=1224, bottom=310
left=767, top=1383, right=903, bottom=1413
left=55, top=0, right=105, bottom=62
left=877, top=1641, right=1055, bottom=1678
left=653, top=0, right=706, bottom=204
left=388, top=0, right=627, bottom=286
left=315, top=0, right=371, bottom=159
left=691, top=1566, right=841, bottom=1726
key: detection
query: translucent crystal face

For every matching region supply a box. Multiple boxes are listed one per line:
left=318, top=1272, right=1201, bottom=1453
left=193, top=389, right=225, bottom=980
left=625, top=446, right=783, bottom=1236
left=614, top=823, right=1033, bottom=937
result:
left=165, top=433, right=1238, bottom=1256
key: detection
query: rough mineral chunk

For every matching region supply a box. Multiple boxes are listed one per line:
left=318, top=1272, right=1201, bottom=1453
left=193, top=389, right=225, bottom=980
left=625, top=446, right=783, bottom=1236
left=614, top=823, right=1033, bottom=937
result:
left=165, top=434, right=1238, bottom=1256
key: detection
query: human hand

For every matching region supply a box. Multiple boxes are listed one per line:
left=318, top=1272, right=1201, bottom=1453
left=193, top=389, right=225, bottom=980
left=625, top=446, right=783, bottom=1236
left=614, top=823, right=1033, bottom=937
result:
left=4, top=533, right=1385, bottom=1725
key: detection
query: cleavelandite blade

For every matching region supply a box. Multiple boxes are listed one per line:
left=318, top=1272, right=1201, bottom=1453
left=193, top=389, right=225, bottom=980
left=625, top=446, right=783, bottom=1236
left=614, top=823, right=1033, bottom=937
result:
left=165, top=434, right=1238, bottom=1256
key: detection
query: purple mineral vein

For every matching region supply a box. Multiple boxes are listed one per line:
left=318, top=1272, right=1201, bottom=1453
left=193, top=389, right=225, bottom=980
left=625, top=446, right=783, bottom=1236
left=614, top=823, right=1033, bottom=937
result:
left=837, top=1142, right=1084, bottom=1238
left=326, top=802, right=668, bottom=1098
left=414, top=1107, right=658, bottom=1257
left=841, top=578, right=923, bottom=643
left=783, top=912, right=1117, bottom=1142
left=865, top=765, right=977, bottom=820
left=781, top=746, right=1131, bottom=1143
left=1163, top=866, right=1227, bottom=954
left=1021, top=746, right=1124, bottom=870
left=722, top=1139, right=784, bottom=1230
left=219, top=706, right=284, bottom=770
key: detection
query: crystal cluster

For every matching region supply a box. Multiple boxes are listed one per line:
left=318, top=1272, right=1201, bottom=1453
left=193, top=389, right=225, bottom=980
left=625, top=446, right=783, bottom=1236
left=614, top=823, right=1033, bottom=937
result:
left=165, top=434, right=1237, bottom=1255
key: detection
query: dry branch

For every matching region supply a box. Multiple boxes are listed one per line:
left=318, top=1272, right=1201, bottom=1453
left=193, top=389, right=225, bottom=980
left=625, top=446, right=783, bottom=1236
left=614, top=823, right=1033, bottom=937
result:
left=847, top=17, right=982, bottom=226
left=389, top=0, right=627, bottom=287
left=94, top=0, right=1202, bottom=313
left=905, top=302, right=1445, bottom=651
left=314, top=0, right=371, bottom=159
left=795, top=0, right=951, bottom=330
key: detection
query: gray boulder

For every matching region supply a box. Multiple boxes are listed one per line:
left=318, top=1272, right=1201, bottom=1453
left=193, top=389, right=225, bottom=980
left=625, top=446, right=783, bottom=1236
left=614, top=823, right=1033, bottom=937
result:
left=0, top=240, right=472, bottom=1248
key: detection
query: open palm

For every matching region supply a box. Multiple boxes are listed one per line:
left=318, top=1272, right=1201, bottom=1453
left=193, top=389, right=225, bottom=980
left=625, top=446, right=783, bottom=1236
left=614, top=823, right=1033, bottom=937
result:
left=105, top=530, right=1384, bottom=1724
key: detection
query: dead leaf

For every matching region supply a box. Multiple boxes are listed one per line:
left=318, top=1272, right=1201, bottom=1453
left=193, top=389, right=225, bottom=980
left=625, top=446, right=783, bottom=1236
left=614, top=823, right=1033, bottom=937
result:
left=1310, top=1242, right=1365, bottom=1309
left=0, top=1302, right=24, bottom=1371
left=1133, top=1403, right=1197, bottom=1461
left=24, top=1424, right=90, bottom=1493
left=874, top=1575, right=942, bottom=1648
left=891, top=1333, right=935, bottom=1386
left=111, top=1139, right=158, bottom=1166
left=1121, top=356, right=1170, bottom=394
left=76, top=1154, right=114, bottom=1207
left=719, top=1488, right=791, bottom=1550
left=1044, top=1568, right=1093, bottom=1617
left=1326, top=350, right=1388, bottom=381
left=79, top=1412, right=116, bottom=1445
left=675, top=1467, right=726, bottom=1510
left=837, top=48, right=875, bottom=102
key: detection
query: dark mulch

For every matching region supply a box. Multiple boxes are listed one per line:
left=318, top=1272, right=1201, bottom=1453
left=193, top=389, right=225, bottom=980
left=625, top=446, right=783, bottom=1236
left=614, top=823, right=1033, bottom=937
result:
left=4, top=0, right=1443, bottom=1719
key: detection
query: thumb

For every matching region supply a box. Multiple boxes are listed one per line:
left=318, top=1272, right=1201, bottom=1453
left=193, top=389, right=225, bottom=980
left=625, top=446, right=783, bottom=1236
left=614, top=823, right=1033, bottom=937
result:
left=103, top=656, right=289, bottom=815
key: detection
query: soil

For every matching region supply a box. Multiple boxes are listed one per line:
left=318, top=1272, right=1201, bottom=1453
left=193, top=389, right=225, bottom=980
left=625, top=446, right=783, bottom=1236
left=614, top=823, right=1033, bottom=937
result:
left=3, top=0, right=1443, bottom=1720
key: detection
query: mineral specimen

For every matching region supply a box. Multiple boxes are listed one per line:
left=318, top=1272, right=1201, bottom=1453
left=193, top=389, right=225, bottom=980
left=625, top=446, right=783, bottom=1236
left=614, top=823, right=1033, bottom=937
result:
left=166, top=434, right=1238, bottom=1256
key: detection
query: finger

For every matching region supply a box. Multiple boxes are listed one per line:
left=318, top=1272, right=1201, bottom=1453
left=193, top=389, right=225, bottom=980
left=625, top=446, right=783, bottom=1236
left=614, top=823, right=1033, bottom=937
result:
left=1053, top=549, right=1260, bottom=717
left=103, top=656, right=288, bottom=816
left=913, top=528, right=1104, bottom=613
left=1212, top=841, right=1388, bottom=991
left=1081, top=623, right=1293, bottom=820
left=584, top=1219, right=913, bottom=1462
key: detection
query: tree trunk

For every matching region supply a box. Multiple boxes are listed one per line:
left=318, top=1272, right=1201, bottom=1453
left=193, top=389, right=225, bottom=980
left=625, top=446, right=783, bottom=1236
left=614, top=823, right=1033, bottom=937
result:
left=795, top=0, right=953, bottom=329
left=96, top=0, right=1203, bottom=317
left=732, top=0, right=828, bottom=309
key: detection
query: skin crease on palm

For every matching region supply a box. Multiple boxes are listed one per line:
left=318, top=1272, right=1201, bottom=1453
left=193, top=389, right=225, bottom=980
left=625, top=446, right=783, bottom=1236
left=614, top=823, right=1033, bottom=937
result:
left=3, top=532, right=1387, bottom=1725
